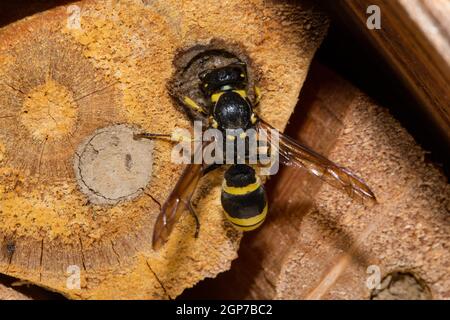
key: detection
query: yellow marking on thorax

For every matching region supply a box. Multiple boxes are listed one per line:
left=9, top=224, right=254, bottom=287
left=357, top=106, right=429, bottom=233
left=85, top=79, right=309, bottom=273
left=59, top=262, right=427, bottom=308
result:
left=233, top=89, right=247, bottom=99
left=211, top=92, right=225, bottom=103
left=211, top=89, right=248, bottom=103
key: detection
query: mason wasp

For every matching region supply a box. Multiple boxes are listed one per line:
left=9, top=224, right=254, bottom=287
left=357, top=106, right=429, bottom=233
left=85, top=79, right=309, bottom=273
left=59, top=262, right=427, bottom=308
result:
left=135, top=61, right=376, bottom=250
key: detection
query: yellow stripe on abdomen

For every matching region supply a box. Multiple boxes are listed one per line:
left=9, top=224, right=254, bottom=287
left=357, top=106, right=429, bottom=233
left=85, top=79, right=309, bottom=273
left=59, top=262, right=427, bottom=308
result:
left=222, top=179, right=260, bottom=195
left=224, top=204, right=268, bottom=231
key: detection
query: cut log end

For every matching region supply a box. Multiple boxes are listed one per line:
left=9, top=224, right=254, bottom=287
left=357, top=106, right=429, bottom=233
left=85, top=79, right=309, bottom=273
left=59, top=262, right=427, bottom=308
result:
left=0, top=0, right=328, bottom=299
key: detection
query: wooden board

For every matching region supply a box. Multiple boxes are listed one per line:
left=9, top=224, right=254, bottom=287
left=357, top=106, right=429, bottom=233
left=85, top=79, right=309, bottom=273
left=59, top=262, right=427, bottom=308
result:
left=326, top=0, right=450, bottom=145
left=0, top=0, right=328, bottom=299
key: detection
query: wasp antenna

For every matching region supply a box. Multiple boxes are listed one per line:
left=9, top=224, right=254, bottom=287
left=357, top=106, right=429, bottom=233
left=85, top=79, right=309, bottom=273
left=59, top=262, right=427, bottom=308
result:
left=133, top=133, right=171, bottom=140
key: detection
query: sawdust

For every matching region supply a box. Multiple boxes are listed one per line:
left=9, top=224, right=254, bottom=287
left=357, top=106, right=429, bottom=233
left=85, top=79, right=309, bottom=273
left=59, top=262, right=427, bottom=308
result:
left=0, top=140, right=5, bottom=163
left=0, top=0, right=328, bottom=299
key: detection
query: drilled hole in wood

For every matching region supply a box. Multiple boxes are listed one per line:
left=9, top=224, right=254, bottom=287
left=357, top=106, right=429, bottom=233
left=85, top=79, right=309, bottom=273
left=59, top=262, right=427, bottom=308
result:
left=370, top=271, right=432, bottom=300
left=168, top=39, right=260, bottom=120
left=73, top=124, right=154, bottom=205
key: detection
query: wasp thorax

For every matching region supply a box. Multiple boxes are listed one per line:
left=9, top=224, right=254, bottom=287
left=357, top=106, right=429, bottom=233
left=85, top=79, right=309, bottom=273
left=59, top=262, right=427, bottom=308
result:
left=213, top=91, right=252, bottom=130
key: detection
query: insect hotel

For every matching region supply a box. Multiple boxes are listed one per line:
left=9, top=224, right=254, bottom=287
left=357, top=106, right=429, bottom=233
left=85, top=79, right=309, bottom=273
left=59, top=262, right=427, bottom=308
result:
left=0, top=0, right=448, bottom=300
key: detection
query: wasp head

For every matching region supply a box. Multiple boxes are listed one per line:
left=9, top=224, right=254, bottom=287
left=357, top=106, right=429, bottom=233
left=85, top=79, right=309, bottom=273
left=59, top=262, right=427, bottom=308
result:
left=199, top=62, right=247, bottom=96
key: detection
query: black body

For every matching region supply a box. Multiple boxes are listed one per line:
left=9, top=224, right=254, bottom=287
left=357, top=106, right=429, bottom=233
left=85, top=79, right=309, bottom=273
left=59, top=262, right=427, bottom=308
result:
left=199, top=62, right=254, bottom=132
left=221, top=187, right=266, bottom=220
left=224, top=164, right=257, bottom=187
left=213, top=91, right=252, bottom=130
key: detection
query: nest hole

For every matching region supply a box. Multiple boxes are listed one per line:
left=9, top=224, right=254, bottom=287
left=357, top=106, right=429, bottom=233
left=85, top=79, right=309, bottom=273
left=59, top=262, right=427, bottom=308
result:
left=370, top=271, right=432, bottom=300
left=168, top=39, right=259, bottom=121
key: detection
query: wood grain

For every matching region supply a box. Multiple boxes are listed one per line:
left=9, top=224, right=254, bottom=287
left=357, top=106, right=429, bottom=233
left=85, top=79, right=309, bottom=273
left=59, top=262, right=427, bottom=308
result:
left=326, top=0, right=450, bottom=144
left=0, top=0, right=328, bottom=299
left=181, top=62, right=450, bottom=300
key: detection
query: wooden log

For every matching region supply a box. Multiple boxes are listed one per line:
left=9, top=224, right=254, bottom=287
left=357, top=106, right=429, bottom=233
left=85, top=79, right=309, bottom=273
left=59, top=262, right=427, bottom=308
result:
left=275, top=69, right=450, bottom=300
left=0, top=283, right=31, bottom=300
left=325, top=0, right=450, bottom=145
left=181, top=62, right=449, bottom=300
left=0, top=0, right=328, bottom=299
left=0, top=273, right=64, bottom=300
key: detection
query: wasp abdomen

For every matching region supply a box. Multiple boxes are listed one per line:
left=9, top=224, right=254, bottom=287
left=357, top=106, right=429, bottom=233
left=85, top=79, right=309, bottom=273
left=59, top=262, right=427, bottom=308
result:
left=221, top=165, right=267, bottom=231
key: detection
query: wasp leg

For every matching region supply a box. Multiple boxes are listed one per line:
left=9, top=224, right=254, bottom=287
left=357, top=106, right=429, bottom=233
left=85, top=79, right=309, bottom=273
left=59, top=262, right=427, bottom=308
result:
left=134, top=132, right=201, bottom=143
left=253, top=86, right=262, bottom=106
left=133, top=133, right=171, bottom=140
left=184, top=200, right=200, bottom=238
left=183, top=96, right=208, bottom=115
left=181, top=164, right=222, bottom=239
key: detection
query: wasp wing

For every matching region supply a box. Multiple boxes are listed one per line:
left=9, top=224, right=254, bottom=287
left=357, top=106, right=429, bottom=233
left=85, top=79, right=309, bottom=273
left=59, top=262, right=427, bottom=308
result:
left=257, top=119, right=376, bottom=203
left=152, top=143, right=206, bottom=250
